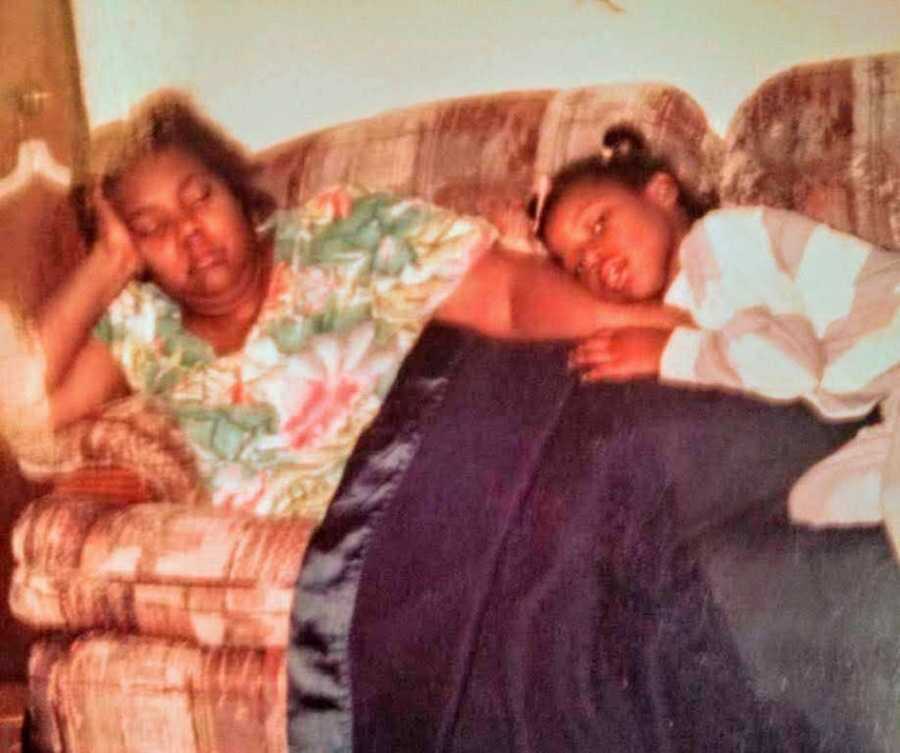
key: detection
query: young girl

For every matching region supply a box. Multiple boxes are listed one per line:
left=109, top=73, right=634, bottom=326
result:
left=538, top=127, right=900, bottom=548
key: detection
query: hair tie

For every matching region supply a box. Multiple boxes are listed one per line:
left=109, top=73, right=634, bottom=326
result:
left=602, top=125, right=643, bottom=163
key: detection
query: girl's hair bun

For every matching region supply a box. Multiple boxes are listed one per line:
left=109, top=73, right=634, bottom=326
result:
left=601, top=125, right=646, bottom=163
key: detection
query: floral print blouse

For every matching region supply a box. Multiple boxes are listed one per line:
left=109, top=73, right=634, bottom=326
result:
left=95, top=185, right=494, bottom=518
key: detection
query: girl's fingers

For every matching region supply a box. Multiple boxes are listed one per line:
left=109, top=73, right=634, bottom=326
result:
left=575, top=332, right=613, bottom=351
left=574, top=341, right=613, bottom=358
left=569, top=334, right=614, bottom=368
left=569, top=351, right=612, bottom=370
left=579, top=365, right=617, bottom=382
left=578, top=367, right=604, bottom=382
left=579, top=364, right=631, bottom=383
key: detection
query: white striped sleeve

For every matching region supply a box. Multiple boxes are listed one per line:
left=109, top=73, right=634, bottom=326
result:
left=659, top=319, right=821, bottom=402
left=674, top=208, right=803, bottom=330
left=659, top=326, right=704, bottom=384
left=660, top=208, right=899, bottom=418
left=793, top=223, right=870, bottom=339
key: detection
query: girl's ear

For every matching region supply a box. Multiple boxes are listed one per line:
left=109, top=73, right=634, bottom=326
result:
left=643, top=171, right=680, bottom=210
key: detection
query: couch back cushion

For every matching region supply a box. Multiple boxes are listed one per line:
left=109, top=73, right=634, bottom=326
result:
left=252, top=82, right=722, bottom=218
left=721, top=53, right=900, bottom=251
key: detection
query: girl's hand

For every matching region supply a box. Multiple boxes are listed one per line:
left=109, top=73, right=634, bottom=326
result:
left=92, top=186, right=145, bottom=288
left=569, top=328, right=670, bottom=382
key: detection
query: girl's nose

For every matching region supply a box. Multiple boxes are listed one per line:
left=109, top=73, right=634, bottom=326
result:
left=579, top=239, right=602, bottom=265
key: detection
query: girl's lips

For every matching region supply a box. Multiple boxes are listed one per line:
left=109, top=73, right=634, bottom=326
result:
left=577, top=253, right=629, bottom=297
left=600, top=256, right=629, bottom=292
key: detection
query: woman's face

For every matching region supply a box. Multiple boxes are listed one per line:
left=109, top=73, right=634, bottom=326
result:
left=542, top=177, right=677, bottom=302
left=110, top=146, right=258, bottom=313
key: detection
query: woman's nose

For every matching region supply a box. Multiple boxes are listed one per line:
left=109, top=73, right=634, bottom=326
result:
left=178, top=213, right=204, bottom=248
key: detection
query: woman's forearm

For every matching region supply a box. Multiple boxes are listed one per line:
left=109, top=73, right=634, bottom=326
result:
left=438, top=249, right=688, bottom=341
left=37, top=250, right=132, bottom=390
left=506, top=257, right=689, bottom=338
left=38, top=188, right=144, bottom=390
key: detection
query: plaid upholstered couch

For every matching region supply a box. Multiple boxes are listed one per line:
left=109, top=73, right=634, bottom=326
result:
left=9, top=53, right=900, bottom=753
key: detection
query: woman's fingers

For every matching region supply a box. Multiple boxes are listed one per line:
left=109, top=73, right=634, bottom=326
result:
left=92, top=185, right=144, bottom=280
left=94, top=186, right=129, bottom=243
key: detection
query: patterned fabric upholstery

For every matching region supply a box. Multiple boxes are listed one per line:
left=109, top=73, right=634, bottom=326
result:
left=721, top=53, right=900, bottom=251
left=253, top=83, right=722, bottom=218
left=27, top=636, right=286, bottom=753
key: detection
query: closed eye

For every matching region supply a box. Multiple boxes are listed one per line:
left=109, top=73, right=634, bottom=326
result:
left=181, top=177, right=212, bottom=206
left=129, top=213, right=166, bottom=238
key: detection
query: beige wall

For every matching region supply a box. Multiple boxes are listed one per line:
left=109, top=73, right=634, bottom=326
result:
left=72, top=0, right=900, bottom=151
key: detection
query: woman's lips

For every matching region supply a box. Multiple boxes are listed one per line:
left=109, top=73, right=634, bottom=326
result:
left=190, top=247, right=225, bottom=274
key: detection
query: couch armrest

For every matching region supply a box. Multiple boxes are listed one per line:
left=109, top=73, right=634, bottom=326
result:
left=10, top=494, right=314, bottom=647
left=27, top=395, right=207, bottom=505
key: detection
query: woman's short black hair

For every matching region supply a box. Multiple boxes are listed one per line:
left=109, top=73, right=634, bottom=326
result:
left=75, top=89, right=275, bottom=244
left=535, top=125, right=715, bottom=242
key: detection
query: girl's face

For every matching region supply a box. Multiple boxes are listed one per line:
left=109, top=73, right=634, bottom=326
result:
left=542, top=176, right=678, bottom=302
left=111, top=146, right=258, bottom=313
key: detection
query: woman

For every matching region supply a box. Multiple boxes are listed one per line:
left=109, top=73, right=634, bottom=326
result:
left=5, top=91, right=684, bottom=517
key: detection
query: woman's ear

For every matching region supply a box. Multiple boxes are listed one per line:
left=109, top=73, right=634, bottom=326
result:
left=643, top=172, right=680, bottom=210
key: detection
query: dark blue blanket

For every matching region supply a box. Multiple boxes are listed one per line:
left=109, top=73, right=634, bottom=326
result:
left=288, top=325, right=900, bottom=753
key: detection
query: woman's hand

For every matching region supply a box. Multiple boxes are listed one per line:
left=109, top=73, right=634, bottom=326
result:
left=36, top=187, right=143, bottom=394
left=569, top=327, right=671, bottom=382
left=479, top=193, right=545, bottom=256
left=92, top=186, right=145, bottom=290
